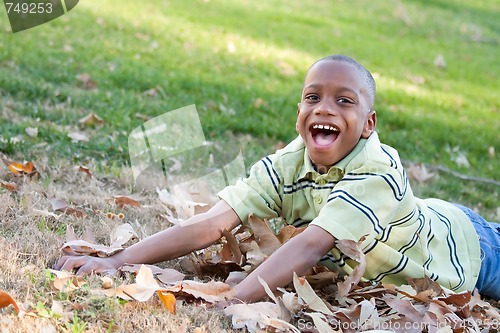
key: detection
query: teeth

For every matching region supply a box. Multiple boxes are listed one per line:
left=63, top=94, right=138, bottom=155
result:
left=312, top=124, right=338, bottom=131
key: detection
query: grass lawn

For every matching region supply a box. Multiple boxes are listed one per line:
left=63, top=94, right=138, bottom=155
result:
left=0, top=0, right=498, bottom=331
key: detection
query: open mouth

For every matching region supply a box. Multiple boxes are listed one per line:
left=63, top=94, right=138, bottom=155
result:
left=310, top=123, right=339, bottom=147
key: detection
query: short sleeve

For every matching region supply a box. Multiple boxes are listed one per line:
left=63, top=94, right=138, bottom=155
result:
left=218, top=156, right=283, bottom=224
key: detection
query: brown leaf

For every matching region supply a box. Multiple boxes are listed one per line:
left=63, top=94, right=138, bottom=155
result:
left=383, top=294, right=424, bottom=322
left=76, top=73, right=97, bottom=89
left=336, top=238, right=367, bottom=298
left=0, top=180, right=17, bottom=191
left=79, top=113, right=104, bottom=127
left=163, top=280, right=234, bottom=303
left=50, top=198, right=86, bottom=218
left=179, top=251, right=244, bottom=280
left=305, top=271, right=339, bottom=289
left=293, top=272, right=333, bottom=315
left=407, top=163, right=435, bottom=184
left=0, top=289, right=19, bottom=314
left=110, top=223, right=138, bottom=248
left=119, top=264, right=185, bottom=285
left=65, top=225, right=78, bottom=242
left=438, top=291, right=471, bottom=308
left=220, top=229, right=243, bottom=264
left=114, top=196, right=142, bottom=209
left=2, top=158, right=38, bottom=176
left=244, top=240, right=267, bottom=268
left=306, top=312, right=337, bottom=333
left=157, top=291, right=176, bottom=314
left=224, top=302, right=299, bottom=333
left=276, top=225, right=305, bottom=244
left=60, top=239, right=123, bottom=258
left=245, top=214, right=281, bottom=256
left=78, top=166, right=92, bottom=177
left=49, top=270, right=87, bottom=292
left=407, top=276, right=444, bottom=295
left=50, top=198, right=69, bottom=212
left=106, top=265, right=159, bottom=301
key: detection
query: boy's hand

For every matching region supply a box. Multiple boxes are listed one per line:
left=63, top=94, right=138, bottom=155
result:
left=54, top=255, right=121, bottom=276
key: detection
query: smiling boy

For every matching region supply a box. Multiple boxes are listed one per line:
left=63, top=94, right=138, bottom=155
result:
left=56, top=55, right=499, bottom=301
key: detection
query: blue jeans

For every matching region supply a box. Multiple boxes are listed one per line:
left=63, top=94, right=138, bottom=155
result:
left=455, top=204, right=500, bottom=300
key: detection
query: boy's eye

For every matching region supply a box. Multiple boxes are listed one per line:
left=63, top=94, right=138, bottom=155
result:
left=305, top=95, right=319, bottom=101
left=337, top=97, right=354, bottom=104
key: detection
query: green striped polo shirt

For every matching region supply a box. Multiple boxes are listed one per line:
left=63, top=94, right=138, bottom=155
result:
left=218, top=132, right=481, bottom=292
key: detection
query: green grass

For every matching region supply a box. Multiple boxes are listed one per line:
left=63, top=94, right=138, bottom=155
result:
left=0, top=0, right=498, bottom=218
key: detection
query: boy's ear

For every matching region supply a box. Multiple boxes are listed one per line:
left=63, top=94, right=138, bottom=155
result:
left=361, top=110, right=377, bottom=138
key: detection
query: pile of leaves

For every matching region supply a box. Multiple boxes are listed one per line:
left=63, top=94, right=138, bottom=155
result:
left=31, top=213, right=500, bottom=332
left=1, top=157, right=499, bottom=332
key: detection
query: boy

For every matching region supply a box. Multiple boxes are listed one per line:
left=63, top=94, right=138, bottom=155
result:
left=56, top=55, right=500, bottom=301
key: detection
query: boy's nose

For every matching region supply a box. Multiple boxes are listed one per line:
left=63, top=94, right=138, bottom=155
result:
left=314, top=101, right=336, bottom=116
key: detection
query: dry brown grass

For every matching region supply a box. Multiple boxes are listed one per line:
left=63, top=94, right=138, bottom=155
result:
left=0, top=161, right=239, bottom=332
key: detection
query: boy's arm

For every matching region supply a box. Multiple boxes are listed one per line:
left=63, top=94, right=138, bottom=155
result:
left=55, top=200, right=241, bottom=275
left=233, top=225, right=336, bottom=303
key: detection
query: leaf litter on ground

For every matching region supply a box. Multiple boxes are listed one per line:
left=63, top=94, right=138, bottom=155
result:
left=3, top=157, right=497, bottom=332
left=52, top=213, right=500, bottom=333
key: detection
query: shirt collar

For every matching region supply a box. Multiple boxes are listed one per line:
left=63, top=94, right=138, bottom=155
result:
left=297, top=135, right=369, bottom=181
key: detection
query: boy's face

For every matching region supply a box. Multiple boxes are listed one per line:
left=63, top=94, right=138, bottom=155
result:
left=296, top=60, right=376, bottom=172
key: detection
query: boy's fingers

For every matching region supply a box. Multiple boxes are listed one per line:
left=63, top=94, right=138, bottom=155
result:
left=54, top=255, right=87, bottom=272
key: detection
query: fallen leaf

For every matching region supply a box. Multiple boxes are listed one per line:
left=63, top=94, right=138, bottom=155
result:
left=101, top=276, right=113, bottom=289
left=162, top=280, right=234, bottom=303
left=119, top=264, right=185, bottom=285
left=105, top=265, right=159, bottom=301
left=244, top=240, right=267, bottom=268
left=2, top=158, right=38, bottom=176
left=78, top=166, right=92, bottom=177
left=60, top=239, right=123, bottom=258
left=434, top=54, right=447, bottom=69
left=336, top=238, right=367, bottom=298
left=50, top=198, right=86, bottom=218
left=157, top=291, right=176, bottom=314
left=68, top=131, right=89, bottom=143
left=306, top=312, right=337, bottom=333
left=0, top=290, right=20, bottom=314
left=79, top=113, right=104, bottom=127
left=110, top=223, right=138, bottom=248
left=143, top=88, right=158, bottom=97
left=76, top=73, right=97, bottom=89
left=0, top=180, right=17, bottom=191
left=293, top=273, right=333, bottom=315
left=407, top=163, right=435, bottom=183
left=50, top=198, right=69, bottom=212
left=224, top=302, right=299, bottom=333
left=114, top=196, right=141, bottom=208
left=25, top=127, right=38, bottom=138
left=276, top=225, right=305, bottom=244
left=245, top=214, right=281, bottom=256
left=220, top=229, right=243, bottom=265
left=49, top=270, right=87, bottom=292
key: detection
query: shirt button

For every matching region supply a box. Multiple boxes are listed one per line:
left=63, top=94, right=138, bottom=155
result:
left=315, top=196, right=323, bottom=205
left=317, top=179, right=326, bottom=186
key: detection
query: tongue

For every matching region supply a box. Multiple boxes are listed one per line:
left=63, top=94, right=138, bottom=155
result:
left=315, top=132, right=336, bottom=146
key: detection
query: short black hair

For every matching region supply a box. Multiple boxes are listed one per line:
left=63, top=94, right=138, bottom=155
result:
left=309, top=55, right=376, bottom=108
